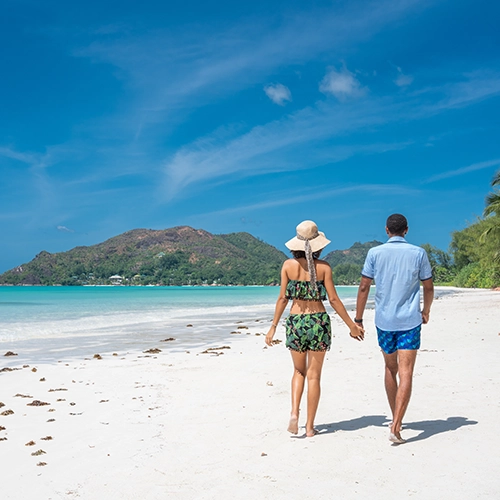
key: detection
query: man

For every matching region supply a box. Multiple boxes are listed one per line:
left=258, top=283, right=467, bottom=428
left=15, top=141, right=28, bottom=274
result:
left=356, top=214, right=434, bottom=444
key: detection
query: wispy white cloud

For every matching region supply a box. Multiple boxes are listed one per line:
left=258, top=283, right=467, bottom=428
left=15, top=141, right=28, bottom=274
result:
left=0, top=210, right=34, bottom=221
left=319, top=67, right=367, bottom=101
left=57, top=225, right=75, bottom=233
left=437, top=72, right=500, bottom=109
left=0, top=145, right=53, bottom=197
left=191, top=183, right=421, bottom=218
left=23, top=0, right=434, bottom=197
left=410, top=71, right=500, bottom=114
left=0, top=146, right=47, bottom=168
left=0, top=146, right=76, bottom=229
left=163, top=71, right=500, bottom=198
left=162, top=100, right=388, bottom=198
left=394, top=66, right=414, bottom=87
left=264, top=83, right=292, bottom=105
left=424, top=158, right=500, bottom=183
left=74, top=0, right=428, bottom=127
left=22, top=0, right=500, bottom=215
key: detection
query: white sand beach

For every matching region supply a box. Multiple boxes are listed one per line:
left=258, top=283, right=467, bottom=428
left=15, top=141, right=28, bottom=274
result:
left=1, top=288, right=499, bottom=499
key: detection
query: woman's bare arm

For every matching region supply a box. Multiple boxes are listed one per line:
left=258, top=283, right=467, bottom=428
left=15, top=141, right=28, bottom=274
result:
left=265, top=262, right=291, bottom=346
left=321, top=262, right=364, bottom=341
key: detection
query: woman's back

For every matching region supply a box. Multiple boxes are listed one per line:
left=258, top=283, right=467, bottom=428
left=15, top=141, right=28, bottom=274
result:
left=284, top=258, right=330, bottom=313
left=284, top=257, right=329, bottom=282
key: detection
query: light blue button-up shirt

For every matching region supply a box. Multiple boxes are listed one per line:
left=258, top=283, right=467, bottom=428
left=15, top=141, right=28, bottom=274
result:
left=361, top=236, right=433, bottom=331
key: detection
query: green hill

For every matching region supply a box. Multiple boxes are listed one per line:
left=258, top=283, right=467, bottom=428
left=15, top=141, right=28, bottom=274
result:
left=0, top=226, right=288, bottom=286
left=324, top=240, right=383, bottom=285
left=0, top=228, right=385, bottom=286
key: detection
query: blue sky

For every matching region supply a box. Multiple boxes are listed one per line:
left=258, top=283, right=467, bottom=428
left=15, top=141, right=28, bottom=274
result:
left=1, top=0, right=500, bottom=273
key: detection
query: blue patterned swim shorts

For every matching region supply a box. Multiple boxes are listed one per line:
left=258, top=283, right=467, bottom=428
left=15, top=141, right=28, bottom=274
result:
left=376, top=325, right=421, bottom=354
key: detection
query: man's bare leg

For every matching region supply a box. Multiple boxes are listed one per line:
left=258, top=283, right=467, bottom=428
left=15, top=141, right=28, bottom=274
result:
left=289, top=350, right=307, bottom=434
left=383, top=351, right=399, bottom=418
left=390, top=350, right=418, bottom=440
left=305, top=350, right=326, bottom=437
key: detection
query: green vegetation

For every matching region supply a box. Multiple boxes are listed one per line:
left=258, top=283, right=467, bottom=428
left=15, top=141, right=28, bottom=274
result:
left=324, top=241, right=382, bottom=285
left=422, top=170, right=500, bottom=288
left=0, top=227, right=288, bottom=286
left=420, top=244, right=455, bottom=284
left=446, top=171, right=500, bottom=288
left=449, top=217, right=498, bottom=287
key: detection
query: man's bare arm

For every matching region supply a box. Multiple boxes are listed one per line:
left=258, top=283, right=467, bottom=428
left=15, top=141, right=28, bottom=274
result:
left=356, top=276, right=373, bottom=323
left=421, top=278, right=434, bottom=324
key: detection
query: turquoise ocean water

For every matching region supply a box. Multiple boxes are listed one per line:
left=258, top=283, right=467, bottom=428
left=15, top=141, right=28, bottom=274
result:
left=0, top=286, right=364, bottom=362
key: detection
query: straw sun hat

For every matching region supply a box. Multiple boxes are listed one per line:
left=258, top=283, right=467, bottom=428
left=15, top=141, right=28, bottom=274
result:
left=285, top=220, right=331, bottom=252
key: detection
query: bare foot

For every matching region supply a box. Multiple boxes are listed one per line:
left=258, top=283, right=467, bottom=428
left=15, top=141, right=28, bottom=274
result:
left=306, top=428, right=319, bottom=437
left=389, top=431, right=406, bottom=444
left=287, top=415, right=299, bottom=435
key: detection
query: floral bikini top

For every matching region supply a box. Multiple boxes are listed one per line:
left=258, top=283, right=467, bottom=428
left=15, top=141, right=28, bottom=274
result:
left=285, top=280, right=327, bottom=301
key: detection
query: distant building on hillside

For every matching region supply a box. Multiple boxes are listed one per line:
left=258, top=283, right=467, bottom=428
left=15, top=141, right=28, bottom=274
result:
left=109, top=275, right=123, bottom=285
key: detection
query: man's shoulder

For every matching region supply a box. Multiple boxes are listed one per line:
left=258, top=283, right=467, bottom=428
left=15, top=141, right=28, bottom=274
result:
left=403, top=242, right=428, bottom=255
left=379, top=240, right=425, bottom=251
left=367, top=242, right=390, bottom=254
left=367, top=240, right=427, bottom=259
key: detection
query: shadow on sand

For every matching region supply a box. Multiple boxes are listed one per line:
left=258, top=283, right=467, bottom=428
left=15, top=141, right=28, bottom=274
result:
left=314, top=414, right=389, bottom=435
left=402, top=416, right=478, bottom=443
left=307, top=415, right=477, bottom=442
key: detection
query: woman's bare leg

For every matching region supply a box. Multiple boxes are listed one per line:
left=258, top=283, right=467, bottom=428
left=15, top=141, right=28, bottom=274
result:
left=305, top=350, right=326, bottom=436
left=289, top=350, right=307, bottom=434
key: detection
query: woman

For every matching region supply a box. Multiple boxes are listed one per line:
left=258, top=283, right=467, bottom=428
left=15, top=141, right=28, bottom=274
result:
left=265, top=220, right=364, bottom=437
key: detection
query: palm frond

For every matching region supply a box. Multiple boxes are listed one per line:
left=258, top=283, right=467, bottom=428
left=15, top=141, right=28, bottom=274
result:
left=484, top=192, right=500, bottom=217
left=479, top=218, right=500, bottom=243
left=492, top=170, right=500, bottom=188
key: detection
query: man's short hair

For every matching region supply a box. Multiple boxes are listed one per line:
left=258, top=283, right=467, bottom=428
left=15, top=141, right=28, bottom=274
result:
left=386, top=214, right=408, bottom=235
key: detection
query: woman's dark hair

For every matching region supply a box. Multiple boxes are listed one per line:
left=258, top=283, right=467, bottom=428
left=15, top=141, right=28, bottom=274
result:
left=291, top=250, right=322, bottom=259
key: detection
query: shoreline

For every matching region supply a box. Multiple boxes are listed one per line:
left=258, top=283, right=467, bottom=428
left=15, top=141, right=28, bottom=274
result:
left=0, top=285, right=358, bottom=359
left=0, top=286, right=461, bottom=363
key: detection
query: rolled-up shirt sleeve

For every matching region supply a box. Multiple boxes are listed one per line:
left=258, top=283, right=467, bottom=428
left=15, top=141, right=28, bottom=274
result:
left=361, top=249, right=375, bottom=279
left=419, top=251, right=433, bottom=281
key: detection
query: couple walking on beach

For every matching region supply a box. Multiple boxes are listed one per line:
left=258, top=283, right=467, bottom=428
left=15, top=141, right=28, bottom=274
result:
left=265, top=214, right=434, bottom=443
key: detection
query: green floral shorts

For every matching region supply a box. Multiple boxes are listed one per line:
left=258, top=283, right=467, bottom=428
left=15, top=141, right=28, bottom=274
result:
left=285, top=312, right=332, bottom=352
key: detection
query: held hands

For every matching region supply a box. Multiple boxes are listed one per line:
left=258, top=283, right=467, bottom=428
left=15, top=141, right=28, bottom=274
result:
left=350, top=323, right=365, bottom=341
left=266, top=321, right=365, bottom=344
